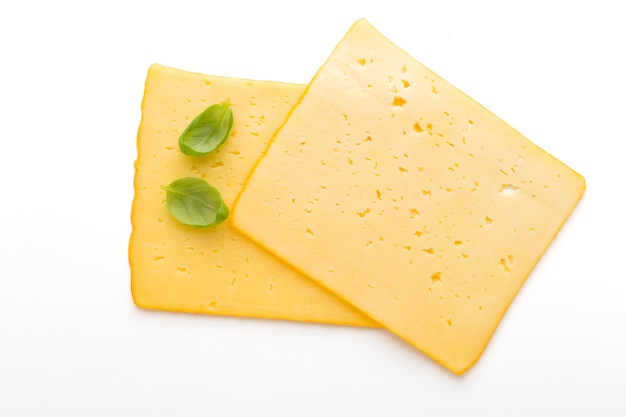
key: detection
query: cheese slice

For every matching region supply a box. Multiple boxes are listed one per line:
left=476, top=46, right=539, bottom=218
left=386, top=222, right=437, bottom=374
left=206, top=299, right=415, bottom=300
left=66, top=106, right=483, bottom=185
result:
left=232, top=20, right=585, bottom=373
left=129, top=64, right=376, bottom=327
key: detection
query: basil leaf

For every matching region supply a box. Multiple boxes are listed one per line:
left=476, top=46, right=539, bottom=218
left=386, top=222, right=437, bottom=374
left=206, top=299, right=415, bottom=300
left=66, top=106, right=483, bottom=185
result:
left=179, top=99, right=233, bottom=156
left=161, top=177, right=229, bottom=228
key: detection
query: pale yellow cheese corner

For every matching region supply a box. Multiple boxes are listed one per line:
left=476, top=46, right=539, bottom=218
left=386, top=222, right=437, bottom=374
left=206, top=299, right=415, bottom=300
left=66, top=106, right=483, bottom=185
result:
left=232, top=20, right=586, bottom=373
left=129, top=64, right=376, bottom=327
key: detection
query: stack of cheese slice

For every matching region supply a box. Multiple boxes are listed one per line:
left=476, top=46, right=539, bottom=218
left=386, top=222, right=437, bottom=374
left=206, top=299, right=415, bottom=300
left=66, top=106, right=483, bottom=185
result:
left=130, top=19, right=585, bottom=374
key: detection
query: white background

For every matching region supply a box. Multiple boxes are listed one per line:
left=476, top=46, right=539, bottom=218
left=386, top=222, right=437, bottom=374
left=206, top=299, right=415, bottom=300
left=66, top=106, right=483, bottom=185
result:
left=1, top=1, right=624, bottom=415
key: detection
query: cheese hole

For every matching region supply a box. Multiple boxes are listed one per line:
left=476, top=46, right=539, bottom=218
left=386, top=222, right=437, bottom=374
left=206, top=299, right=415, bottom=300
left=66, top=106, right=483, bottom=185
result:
left=392, top=96, right=407, bottom=106
left=357, top=208, right=371, bottom=218
left=423, top=248, right=435, bottom=254
left=154, top=256, right=164, bottom=262
left=485, top=216, right=493, bottom=225
left=499, top=258, right=511, bottom=272
left=446, top=318, right=453, bottom=327
left=413, top=122, right=424, bottom=133
left=431, top=272, right=442, bottom=284
left=357, top=58, right=366, bottom=66
left=499, top=184, right=519, bottom=195
left=431, top=86, right=438, bottom=94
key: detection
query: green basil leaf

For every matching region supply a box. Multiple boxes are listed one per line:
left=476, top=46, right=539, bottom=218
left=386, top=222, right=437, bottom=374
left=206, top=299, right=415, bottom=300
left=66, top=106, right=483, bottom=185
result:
left=179, top=99, right=233, bottom=156
left=161, top=177, right=229, bottom=228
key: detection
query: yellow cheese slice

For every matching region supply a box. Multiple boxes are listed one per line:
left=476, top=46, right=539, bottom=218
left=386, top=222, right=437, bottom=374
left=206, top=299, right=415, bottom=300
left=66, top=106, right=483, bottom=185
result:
left=232, top=20, right=585, bottom=373
left=129, top=64, right=375, bottom=327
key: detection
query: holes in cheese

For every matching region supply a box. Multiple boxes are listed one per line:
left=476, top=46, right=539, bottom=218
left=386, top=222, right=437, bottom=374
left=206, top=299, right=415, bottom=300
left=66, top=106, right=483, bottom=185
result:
left=129, top=64, right=376, bottom=327
left=232, top=19, right=585, bottom=374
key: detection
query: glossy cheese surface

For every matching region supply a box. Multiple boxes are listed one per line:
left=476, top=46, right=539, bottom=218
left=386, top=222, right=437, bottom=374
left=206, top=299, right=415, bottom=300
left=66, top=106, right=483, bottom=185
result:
left=232, top=20, right=585, bottom=373
left=130, top=64, right=375, bottom=327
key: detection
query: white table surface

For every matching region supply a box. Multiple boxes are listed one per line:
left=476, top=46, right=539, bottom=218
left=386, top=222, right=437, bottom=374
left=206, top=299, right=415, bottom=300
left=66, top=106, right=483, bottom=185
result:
left=1, top=1, right=624, bottom=415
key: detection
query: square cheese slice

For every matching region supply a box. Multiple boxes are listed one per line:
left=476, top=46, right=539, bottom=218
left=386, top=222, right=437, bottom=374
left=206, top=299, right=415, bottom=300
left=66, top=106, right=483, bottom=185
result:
left=232, top=20, right=585, bottom=373
left=129, top=64, right=375, bottom=327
